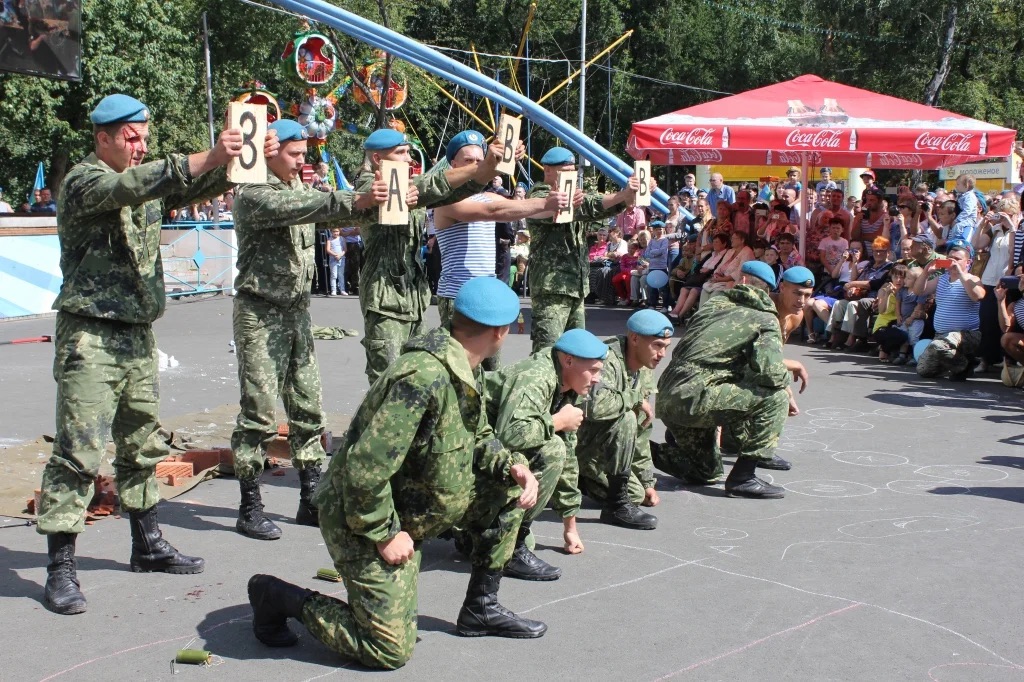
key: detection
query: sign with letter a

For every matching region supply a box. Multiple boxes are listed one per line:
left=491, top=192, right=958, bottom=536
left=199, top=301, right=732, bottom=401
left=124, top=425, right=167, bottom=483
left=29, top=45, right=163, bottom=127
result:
left=226, top=102, right=267, bottom=184
left=553, top=171, right=577, bottom=224
left=495, top=114, right=522, bottom=175
left=379, top=160, right=411, bottom=225
left=634, top=160, right=651, bottom=207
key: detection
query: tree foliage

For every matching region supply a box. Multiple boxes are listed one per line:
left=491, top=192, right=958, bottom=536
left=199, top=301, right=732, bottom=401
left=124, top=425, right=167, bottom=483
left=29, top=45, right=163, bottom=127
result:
left=0, top=0, right=1021, bottom=201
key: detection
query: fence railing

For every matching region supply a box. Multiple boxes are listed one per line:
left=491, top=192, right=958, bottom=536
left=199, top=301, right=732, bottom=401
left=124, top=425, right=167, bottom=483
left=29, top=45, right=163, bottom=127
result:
left=160, top=222, right=237, bottom=298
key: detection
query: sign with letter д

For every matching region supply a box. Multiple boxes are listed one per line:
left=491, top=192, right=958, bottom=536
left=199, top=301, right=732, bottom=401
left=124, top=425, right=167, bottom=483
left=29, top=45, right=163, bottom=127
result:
left=553, top=171, right=577, bottom=224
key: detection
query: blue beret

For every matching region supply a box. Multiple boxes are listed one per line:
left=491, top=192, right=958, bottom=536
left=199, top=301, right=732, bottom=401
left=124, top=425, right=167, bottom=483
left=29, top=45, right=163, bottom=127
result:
left=269, top=119, right=308, bottom=142
left=781, top=266, right=816, bottom=287
left=740, top=260, right=777, bottom=288
left=454, top=277, right=520, bottom=327
left=90, top=94, right=149, bottom=125
left=973, top=190, right=988, bottom=211
left=553, top=328, right=608, bottom=360
left=541, top=147, right=575, bottom=166
left=946, top=238, right=974, bottom=258
left=627, top=310, right=673, bottom=338
left=446, top=130, right=487, bottom=163
left=364, top=128, right=407, bottom=151
left=649, top=220, right=666, bottom=228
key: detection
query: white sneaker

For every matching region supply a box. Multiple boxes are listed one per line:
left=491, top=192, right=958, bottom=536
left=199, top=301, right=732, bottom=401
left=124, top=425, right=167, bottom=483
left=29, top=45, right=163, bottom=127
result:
left=339, top=291, right=349, bottom=296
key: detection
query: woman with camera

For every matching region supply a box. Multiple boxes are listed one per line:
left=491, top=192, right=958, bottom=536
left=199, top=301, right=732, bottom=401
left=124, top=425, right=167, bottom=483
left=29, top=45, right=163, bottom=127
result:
left=973, top=198, right=1021, bottom=371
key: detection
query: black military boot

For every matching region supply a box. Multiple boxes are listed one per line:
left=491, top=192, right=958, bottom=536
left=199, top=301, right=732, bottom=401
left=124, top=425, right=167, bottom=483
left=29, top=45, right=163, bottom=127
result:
left=128, top=506, right=205, bottom=573
left=248, top=574, right=315, bottom=647
left=600, top=474, right=658, bottom=530
left=725, top=457, right=785, bottom=499
left=503, top=523, right=561, bottom=581
left=756, top=453, right=792, bottom=471
left=236, top=478, right=282, bottom=540
left=295, top=466, right=321, bottom=527
left=456, top=568, right=547, bottom=638
left=43, top=533, right=87, bottom=615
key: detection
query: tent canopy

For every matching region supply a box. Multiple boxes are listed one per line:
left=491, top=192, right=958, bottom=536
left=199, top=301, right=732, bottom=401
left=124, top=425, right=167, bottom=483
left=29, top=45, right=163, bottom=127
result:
left=627, top=74, right=1017, bottom=170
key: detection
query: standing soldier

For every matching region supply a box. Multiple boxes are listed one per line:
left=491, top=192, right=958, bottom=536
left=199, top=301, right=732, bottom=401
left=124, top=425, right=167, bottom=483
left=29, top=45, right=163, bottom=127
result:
left=653, top=261, right=807, bottom=498
left=230, top=119, right=402, bottom=541
left=355, top=128, right=508, bottom=384
left=526, top=147, right=645, bottom=352
left=574, top=310, right=673, bottom=530
left=458, top=328, right=606, bottom=596
left=38, top=93, right=279, bottom=615
left=246, top=277, right=539, bottom=669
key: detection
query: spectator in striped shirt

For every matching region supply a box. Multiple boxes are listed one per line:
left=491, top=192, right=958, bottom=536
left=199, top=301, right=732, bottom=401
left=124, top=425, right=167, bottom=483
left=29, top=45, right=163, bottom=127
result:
left=913, top=240, right=986, bottom=380
left=996, top=274, right=1024, bottom=366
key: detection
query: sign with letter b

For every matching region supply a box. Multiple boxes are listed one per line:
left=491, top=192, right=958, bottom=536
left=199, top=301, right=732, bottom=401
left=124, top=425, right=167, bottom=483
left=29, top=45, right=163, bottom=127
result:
left=379, top=160, right=411, bottom=225
left=553, top=171, right=577, bottom=224
left=495, top=114, right=522, bottom=175
left=634, top=160, right=651, bottom=207
left=226, top=102, right=267, bottom=184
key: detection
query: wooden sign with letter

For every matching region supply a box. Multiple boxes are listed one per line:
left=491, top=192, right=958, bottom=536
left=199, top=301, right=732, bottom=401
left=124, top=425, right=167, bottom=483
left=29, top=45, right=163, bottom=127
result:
left=226, top=102, right=267, bottom=184
left=495, top=114, right=522, bottom=175
left=634, top=160, right=652, bottom=207
left=553, top=170, right=577, bottom=224
left=379, top=160, right=411, bottom=225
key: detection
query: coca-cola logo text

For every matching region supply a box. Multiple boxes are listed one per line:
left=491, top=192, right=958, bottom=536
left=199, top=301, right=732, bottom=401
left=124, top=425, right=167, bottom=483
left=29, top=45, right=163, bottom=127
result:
left=672, top=149, right=724, bottom=163
left=914, top=132, right=973, bottom=152
left=784, top=129, right=843, bottom=149
left=874, top=153, right=924, bottom=168
left=775, top=151, right=823, bottom=164
left=659, top=127, right=716, bottom=147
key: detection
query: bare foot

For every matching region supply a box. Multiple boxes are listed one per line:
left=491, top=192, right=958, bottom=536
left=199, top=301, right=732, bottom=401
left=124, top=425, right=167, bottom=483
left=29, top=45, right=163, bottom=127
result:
left=642, top=487, right=660, bottom=507
left=562, top=517, right=584, bottom=554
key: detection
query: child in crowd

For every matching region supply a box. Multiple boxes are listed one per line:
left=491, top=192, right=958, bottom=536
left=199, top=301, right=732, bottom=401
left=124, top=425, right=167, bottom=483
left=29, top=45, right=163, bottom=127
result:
left=326, top=227, right=347, bottom=296
left=950, top=174, right=978, bottom=242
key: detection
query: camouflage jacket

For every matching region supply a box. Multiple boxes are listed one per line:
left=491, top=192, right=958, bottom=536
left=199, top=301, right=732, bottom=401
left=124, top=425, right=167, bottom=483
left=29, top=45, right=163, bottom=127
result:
left=524, top=183, right=620, bottom=299
left=317, top=327, right=527, bottom=544
left=53, top=153, right=230, bottom=323
left=656, top=285, right=789, bottom=414
left=233, top=172, right=373, bottom=309
left=354, top=168, right=484, bottom=321
left=484, top=348, right=579, bottom=452
left=583, top=335, right=653, bottom=423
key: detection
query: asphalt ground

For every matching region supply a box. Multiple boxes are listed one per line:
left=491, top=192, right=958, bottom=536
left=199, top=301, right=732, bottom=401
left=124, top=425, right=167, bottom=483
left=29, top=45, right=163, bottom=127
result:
left=2, top=295, right=1023, bottom=682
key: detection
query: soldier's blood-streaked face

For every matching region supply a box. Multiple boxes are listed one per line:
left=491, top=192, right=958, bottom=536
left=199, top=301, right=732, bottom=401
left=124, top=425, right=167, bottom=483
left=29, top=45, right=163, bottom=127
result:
left=99, top=122, right=150, bottom=173
left=268, top=140, right=308, bottom=182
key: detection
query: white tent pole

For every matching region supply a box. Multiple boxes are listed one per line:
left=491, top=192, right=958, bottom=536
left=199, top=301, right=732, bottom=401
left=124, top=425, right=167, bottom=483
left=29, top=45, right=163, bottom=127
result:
left=800, top=152, right=808, bottom=262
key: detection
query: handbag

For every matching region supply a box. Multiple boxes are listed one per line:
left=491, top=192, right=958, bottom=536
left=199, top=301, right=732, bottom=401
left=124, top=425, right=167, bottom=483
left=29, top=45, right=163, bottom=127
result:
left=1001, top=363, right=1024, bottom=388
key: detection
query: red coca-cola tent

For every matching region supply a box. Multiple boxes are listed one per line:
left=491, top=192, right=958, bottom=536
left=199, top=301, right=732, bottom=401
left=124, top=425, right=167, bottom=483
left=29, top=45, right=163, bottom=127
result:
left=627, top=74, right=1016, bottom=169
left=627, top=74, right=1017, bottom=257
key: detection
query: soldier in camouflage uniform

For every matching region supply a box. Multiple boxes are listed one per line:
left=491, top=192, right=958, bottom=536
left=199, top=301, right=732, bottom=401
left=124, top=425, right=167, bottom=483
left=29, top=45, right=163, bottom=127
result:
left=230, top=119, right=401, bottom=541
left=461, top=328, right=606, bottom=580
left=654, top=261, right=803, bottom=499
left=37, top=93, right=279, bottom=615
left=247, top=278, right=543, bottom=669
left=354, top=128, right=507, bottom=385
left=574, top=310, right=673, bottom=531
left=526, top=147, right=646, bottom=353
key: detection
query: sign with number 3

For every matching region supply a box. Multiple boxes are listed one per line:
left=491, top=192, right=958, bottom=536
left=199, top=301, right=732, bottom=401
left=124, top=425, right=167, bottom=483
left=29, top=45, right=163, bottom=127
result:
left=226, top=103, right=267, bottom=184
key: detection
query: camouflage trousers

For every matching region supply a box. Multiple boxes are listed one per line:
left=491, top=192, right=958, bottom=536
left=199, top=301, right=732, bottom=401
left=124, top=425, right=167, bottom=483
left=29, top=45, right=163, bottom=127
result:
left=230, top=296, right=325, bottom=481
left=917, top=329, right=981, bottom=378
left=529, top=293, right=585, bottom=353
left=655, top=383, right=788, bottom=484
left=38, top=312, right=168, bottom=534
left=576, top=410, right=654, bottom=508
left=361, top=310, right=423, bottom=386
left=462, top=435, right=568, bottom=570
left=304, top=509, right=420, bottom=670
left=437, top=296, right=500, bottom=371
